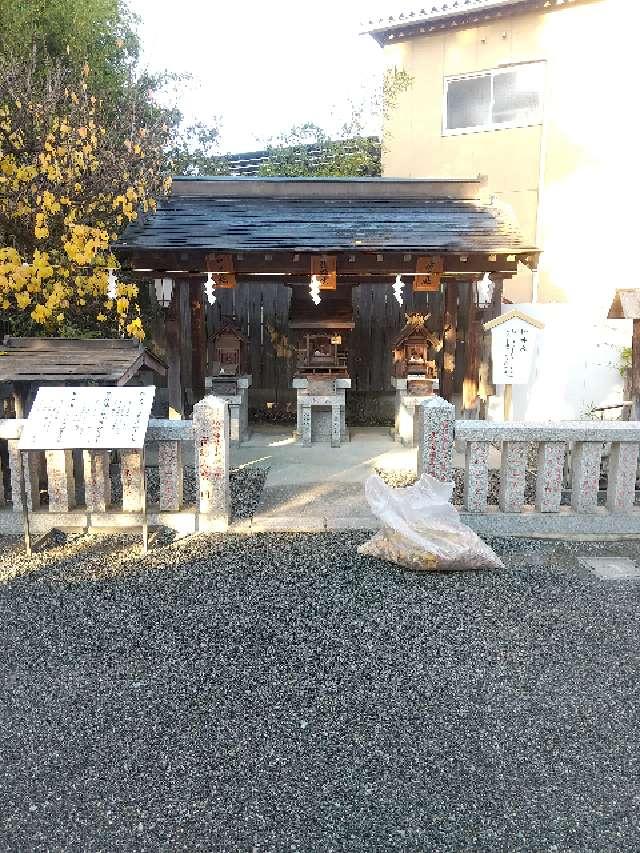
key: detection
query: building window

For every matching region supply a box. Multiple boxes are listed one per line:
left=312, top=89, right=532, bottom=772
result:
left=444, top=62, right=544, bottom=134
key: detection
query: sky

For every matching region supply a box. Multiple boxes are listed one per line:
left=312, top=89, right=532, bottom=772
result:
left=128, top=0, right=407, bottom=153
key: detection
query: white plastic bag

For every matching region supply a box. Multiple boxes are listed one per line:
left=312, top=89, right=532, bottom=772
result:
left=358, top=473, right=503, bottom=572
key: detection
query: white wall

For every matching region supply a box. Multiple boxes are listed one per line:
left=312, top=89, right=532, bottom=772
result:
left=487, top=304, right=631, bottom=422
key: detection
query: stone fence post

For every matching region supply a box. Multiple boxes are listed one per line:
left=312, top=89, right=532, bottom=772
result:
left=417, top=397, right=455, bottom=481
left=193, top=396, right=230, bottom=531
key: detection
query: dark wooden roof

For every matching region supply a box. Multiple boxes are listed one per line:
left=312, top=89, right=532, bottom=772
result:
left=393, top=319, right=442, bottom=350
left=114, top=177, right=533, bottom=258
left=363, top=0, right=596, bottom=44
left=0, top=337, right=167, bottom=384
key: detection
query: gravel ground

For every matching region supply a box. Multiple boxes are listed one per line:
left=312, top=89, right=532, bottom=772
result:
left=110, top=465, right=268, bottom=521
left=1, top=532, right=639, bottom=852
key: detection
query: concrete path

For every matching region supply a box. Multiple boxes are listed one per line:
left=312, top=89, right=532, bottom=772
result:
left=230, top=426, right=500, bottom=530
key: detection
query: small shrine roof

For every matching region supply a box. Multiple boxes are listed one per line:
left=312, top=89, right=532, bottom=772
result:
left=0, top=337, right=166, bottom=384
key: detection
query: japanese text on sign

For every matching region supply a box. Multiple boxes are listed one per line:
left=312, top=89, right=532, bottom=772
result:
left=19, top=387, right=155, bottom=450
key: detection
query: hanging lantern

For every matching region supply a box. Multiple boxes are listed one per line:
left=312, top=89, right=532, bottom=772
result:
left=203, top=272, right=216, bottom=305
left=107, top=269, right=118, bottom=300
left=309, top=274, right=321, bottom=305
left=392, top=274, right=404, bottom=305
left=476, top=272, right=495, bottom=308
left=154, top=277, right=174, bottom=308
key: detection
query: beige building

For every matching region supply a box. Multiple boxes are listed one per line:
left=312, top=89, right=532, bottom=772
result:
left=366, top=0, right=635, bottom=308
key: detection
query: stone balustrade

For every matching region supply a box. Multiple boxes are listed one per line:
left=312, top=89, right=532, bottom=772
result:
left=0, top=396, right=230, bottom=536
left=419, top=400, right=640, bottom=537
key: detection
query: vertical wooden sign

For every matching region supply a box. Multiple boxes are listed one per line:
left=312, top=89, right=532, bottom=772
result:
left=311, top=255, right=337, bottom=290
left=414, top=255, right=444, bottom=292
left=205, top=253, right=236, bottom=289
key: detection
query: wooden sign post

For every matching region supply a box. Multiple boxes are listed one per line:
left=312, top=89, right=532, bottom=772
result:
left=607, top=289, right=640, bottom=419
left=19, top=387, right=155, bottom=554
left=483, top=310, right=544, bottom=421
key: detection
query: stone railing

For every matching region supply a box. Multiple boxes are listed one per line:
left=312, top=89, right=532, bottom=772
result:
left=418, top=398, right=640, bottom=537
left=0, top=397, right=230, bottom=537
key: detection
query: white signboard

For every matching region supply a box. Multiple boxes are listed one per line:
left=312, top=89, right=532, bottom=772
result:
left=19, top=387, right=155, bottom=450
left=490, top=318, right=540, bottom=385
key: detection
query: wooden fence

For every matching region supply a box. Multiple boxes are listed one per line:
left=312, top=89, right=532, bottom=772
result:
left=205, top=281, right=470, bottom=398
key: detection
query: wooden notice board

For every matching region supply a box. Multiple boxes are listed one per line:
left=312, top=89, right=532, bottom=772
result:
left=205, top=253, right=236, bottom=289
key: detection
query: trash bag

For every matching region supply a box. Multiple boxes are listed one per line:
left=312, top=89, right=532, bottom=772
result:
left=358, top=473, right=503, bottom=572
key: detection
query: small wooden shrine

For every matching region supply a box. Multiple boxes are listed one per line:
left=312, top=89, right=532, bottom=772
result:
left=289, top=287, right=353, bottom=378
left=205, top=320, right=252, bottom=444
left=209, top=321, right=248, bottom=379
left=392, top=314, right=442, bottom=392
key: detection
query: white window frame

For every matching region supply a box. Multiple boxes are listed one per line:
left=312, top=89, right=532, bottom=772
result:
left=442, top=61, right=545, bottom=136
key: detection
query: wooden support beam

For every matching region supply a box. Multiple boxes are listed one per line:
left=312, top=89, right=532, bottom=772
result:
left=179, top=281, right=193, bottom=411
left=478, top=277, right=504, bottom=416
left=166, top=286, right=183, bottom=419
left=190, top=279, right=206, bottom=405
left=462, top=282, right=480, bottom=416
left=441, top=282, right=458, bottom=401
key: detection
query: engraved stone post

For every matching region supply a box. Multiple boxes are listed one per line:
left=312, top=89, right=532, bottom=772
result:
left=121, top=449, right=144, bottom=512
left=45, top=449, right=76, bottom=513
left=499, top=441, right=528, bottom=513
left=464, top=441, right=489, bottom=512
left=0, top=456, right=5, bottom=507
left=83, top=449, right=111, bottom=513
left=417, top=396, right=455, bottom=481
left=193, top=396, right=230, bottom=529
left=331, top=404, right=341, bottom=448
left=301, top=403, right=312, bottom=448
left=571, top=441, right=603, bottom=514
left=158, top=440, right=183, bottom=512
left=607, top=442, right=639, bottom=514
left=535, top=441, right=566, bottom=513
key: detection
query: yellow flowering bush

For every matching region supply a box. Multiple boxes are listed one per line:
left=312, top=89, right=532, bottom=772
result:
left=0, top=57, right=172, bottom=340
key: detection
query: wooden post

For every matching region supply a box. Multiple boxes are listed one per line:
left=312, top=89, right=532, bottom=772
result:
left=503, top=383, right=513, bottom=421
left=190, top=279, right=206, bottom=406
left=462, top=282, right=480, bottom=416
left=179, top=282, right=193, bottom=411
left=479, top=277, right=503, bottom=418
left=633, top=318, right=640, bottom=420
left=441, top=282, right=457, bottom=401
left=166, top=285, right=183, bottom=420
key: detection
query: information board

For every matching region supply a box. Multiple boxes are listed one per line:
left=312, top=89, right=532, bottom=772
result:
left=19, top=387, right=155, bottom=450
left=490, top=318, right=540, bottom=385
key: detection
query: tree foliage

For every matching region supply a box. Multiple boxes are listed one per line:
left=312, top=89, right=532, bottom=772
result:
left=0, top=54, right=173, bottom=339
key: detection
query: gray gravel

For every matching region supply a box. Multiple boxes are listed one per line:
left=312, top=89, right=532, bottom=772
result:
left=1, top=532, right=639, bottom=851
left=107, top=464, right=269, bottom=520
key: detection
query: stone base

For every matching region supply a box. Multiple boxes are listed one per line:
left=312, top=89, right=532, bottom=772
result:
left=294, top=377, right=350, bottom=448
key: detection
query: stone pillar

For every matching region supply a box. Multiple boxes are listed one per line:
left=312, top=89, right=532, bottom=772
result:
left=158, top=440, right=183, bottom=512
left=417, top=396, right=455, bottom=481
left=83, top=449, right=111, bottom=513
left=23, top=450, right=42, bottom=511
left=301, top=403, right=312, bottom=448
left=607, top=442, right=639, bottom=514
left=229, top=404, right=241, bottom=445
left=535, top=442, right=566, bottom=513
left=499, top=441, right=528, bottom=513
left=7, top=440, right=25, bottom=513
left=331, top=404, right=341, bottom=448
left=121, top=449, right=144, bottom=512
left=193, top=396, right=230, bottom=529
left=45, top=449, right=76, bottom=513
left=0, top=456, right=5, bottom=507
left=397, top=397, right=415, bottom=446
left=464, top=441, right=489, bottom=512
left=571, top=441, right=602, bottom=514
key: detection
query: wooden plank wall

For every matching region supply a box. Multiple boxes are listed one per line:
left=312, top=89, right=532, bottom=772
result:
left=204, top=280, right=469, bottom=398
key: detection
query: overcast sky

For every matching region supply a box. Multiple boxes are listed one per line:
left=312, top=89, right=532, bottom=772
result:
left=129, top=0, right=406, bottom=152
